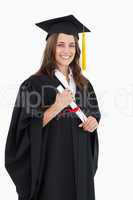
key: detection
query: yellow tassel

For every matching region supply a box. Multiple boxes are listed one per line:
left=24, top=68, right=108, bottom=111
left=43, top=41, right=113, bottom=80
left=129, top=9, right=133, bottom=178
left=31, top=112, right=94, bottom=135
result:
left=82, top=32, right=86, bottom=71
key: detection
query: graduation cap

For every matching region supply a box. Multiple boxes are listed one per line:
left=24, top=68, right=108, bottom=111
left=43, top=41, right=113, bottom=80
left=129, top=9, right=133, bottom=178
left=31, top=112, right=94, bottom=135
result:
left=35, top=15, right=91, bottom=71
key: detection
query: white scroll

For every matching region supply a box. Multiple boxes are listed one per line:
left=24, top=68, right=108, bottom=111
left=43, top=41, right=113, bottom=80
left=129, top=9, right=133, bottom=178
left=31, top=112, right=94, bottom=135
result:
left=57, top=84, right=87, bottom=123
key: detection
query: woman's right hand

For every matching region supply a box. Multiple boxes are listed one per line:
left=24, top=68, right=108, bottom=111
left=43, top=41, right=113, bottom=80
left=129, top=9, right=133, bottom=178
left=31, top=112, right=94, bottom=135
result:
left=54, top=88, right=75, bottom=110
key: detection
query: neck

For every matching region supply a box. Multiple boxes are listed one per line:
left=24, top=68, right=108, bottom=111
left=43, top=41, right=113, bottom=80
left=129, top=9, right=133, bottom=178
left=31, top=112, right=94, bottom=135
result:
left=56, top=64, right=69, bottom=77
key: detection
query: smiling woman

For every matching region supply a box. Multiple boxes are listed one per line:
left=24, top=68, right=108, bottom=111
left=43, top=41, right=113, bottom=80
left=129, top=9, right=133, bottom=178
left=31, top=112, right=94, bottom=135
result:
left=5, top=15, right=101, bottom=200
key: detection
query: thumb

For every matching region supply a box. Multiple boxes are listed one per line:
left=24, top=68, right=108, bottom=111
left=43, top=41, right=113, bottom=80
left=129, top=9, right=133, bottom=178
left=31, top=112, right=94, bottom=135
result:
left=78, top=123, right=83, bottom=127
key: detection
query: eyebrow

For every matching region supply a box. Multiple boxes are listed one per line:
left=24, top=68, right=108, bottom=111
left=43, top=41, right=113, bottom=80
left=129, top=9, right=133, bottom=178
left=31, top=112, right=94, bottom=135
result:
left=57, top=41, right=75, bottom=44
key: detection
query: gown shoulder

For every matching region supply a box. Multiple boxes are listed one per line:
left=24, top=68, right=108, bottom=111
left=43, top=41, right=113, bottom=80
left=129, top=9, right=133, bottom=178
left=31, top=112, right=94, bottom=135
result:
left=19, top=74, right=48, bottom=90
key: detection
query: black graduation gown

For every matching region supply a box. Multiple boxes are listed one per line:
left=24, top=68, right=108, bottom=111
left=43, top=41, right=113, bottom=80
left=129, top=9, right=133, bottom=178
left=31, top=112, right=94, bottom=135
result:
left=5, top=74, right=101, bottom=200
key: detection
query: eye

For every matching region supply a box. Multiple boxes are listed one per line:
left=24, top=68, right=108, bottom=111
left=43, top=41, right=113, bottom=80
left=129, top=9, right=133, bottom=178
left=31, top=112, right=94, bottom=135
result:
left=56, top=43, right=65, bottom=47
left=69, top=44, right=76, bottom=48
left=56, top=43, right=76, bottom=48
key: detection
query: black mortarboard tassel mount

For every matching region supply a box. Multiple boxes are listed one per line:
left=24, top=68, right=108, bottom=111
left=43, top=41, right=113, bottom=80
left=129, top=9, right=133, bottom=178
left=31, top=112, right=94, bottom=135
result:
left=35, top=14, right=91, bottom=40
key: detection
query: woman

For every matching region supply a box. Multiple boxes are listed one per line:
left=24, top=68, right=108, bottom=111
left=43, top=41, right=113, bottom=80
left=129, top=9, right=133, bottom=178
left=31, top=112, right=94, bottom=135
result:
left=5, top=15, right=101, bottom=200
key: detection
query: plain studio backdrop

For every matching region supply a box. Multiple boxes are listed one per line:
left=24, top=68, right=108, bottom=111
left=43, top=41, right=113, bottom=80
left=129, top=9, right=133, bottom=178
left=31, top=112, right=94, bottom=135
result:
left=0, top=0, right=133, bottom=199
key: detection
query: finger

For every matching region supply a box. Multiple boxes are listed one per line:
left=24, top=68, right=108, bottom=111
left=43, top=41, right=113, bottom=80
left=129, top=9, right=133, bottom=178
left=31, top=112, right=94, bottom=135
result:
left=83, top=119, right=96, bottom=129
left=57, top=93, right=61, bottom=98
left=84, top=121, right=96, bottom=129
left=78, top=123, right=83, bottom=127
left=83, top=120, right=97, bottom=129
left=85, top=124, right=98, bottom=132
left=86, top=123, right=98, bottom=131
left=83, top=120, right=92, bottom=129
left=89, top=126, right=97, bottom=132
left=79, top=118, right=94, bottom=129
left=67, top=89, right=72, bottom=94
left=64, top=88, right=70, bottom=93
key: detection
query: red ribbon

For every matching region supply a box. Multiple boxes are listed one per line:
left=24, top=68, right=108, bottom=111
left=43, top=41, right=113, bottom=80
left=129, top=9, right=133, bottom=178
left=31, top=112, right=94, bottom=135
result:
left=67, top=106, right=80, bottom=113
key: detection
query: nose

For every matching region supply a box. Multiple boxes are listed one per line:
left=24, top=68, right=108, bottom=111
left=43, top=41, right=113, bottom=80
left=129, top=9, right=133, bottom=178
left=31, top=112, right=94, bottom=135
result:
left=63, top=45, right=71, bottom=54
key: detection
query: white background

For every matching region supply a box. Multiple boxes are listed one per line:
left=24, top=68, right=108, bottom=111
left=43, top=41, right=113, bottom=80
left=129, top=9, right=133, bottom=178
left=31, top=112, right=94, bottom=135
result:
left=0, top=0, right=133, bottom=199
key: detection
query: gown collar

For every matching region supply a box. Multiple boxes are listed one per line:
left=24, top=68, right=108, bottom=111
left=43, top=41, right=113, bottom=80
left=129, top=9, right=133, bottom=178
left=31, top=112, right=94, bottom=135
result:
left=54, top=67, right=77, bottom=96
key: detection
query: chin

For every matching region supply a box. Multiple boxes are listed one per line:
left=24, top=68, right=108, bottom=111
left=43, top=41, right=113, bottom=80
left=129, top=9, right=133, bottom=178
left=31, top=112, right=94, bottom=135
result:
left=62, top=60, right=73, bottom=66
left=58, top=62, right=70, bottom=67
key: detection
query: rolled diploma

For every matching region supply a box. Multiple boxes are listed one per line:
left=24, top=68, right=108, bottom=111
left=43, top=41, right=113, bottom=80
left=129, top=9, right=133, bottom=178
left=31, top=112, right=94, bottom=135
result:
left=57, top=85, right=87, bottom=123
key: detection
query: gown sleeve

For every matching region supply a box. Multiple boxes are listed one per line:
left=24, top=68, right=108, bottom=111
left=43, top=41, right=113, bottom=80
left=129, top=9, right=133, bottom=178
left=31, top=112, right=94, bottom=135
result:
left=4, top=77, right=47, bottom=199
left=86, top=81, right=101, bottom=176
left=86, top=81, right=101, bottom=124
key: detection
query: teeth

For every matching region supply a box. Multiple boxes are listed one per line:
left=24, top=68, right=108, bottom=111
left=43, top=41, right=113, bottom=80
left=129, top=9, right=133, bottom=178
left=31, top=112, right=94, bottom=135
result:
left=61, top=56, right=70, bottom=59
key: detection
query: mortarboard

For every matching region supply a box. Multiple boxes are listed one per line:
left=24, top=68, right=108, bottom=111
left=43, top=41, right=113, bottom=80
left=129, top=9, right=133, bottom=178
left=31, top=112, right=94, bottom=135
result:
left=35, top=15, right=91, bottom=71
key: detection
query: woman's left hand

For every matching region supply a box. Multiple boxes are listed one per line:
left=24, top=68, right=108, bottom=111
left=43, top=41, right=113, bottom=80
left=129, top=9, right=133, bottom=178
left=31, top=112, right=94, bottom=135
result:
left=78, top=116, right=98, bottom=132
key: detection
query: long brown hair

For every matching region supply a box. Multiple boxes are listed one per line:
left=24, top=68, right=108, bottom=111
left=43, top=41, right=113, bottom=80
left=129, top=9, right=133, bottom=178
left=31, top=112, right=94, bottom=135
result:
left=35, top=33, right=89, bottom=90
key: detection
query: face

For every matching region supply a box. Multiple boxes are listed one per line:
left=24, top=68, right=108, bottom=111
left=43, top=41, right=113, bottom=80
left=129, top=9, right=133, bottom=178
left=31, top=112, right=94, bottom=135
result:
left=55, top=33, right=76, bottom=68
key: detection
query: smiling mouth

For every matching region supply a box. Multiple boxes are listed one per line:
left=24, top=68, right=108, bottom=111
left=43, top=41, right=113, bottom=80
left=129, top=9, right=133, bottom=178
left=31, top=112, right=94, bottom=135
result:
left=60, top=55, right=71, bottom=60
